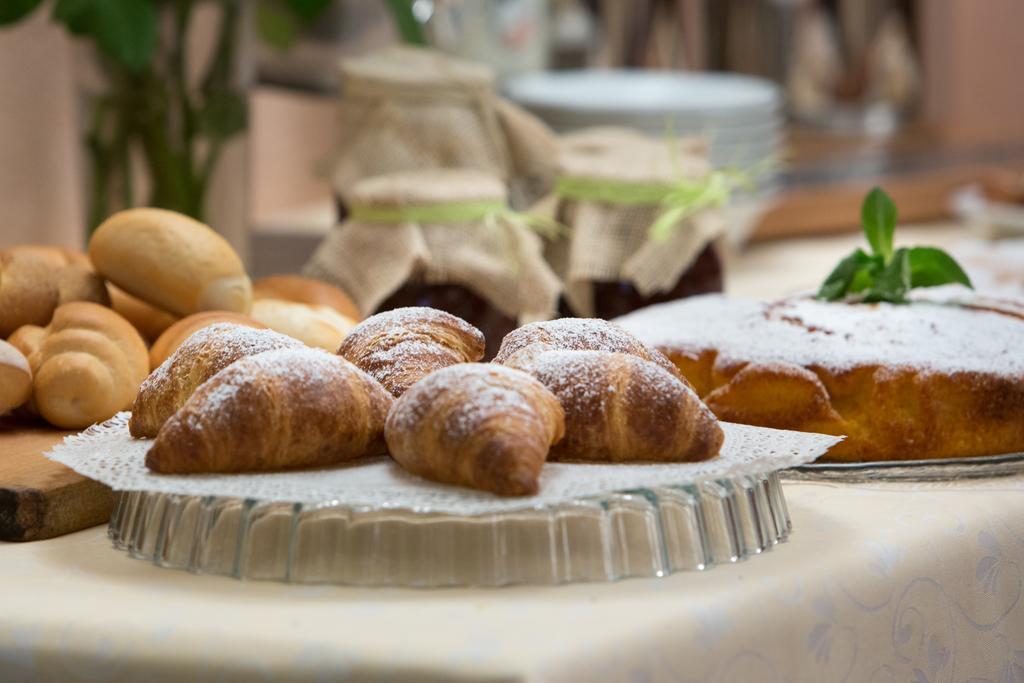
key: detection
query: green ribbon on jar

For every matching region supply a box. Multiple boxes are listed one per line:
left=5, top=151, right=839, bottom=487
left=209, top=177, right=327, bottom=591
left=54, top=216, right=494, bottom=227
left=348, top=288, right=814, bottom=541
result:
left=554, top=168, right=749, bottom=242
left=348, top=200, right=566, bottom=240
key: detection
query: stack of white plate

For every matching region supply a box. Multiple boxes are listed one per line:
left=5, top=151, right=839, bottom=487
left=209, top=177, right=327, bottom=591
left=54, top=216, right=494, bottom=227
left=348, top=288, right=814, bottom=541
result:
left=503, top=70, right=784, bottom=244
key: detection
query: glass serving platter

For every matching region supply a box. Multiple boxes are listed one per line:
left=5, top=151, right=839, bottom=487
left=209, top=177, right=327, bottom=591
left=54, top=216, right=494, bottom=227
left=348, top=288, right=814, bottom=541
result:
left=108, top=471, right=791, bottom=588
left=787, top=452, right=1024, bottom=483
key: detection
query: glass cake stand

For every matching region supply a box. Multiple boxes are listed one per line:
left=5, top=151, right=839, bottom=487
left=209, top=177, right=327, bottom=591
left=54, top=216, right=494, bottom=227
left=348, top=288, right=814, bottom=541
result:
left=788, top=452, right=1024, bottom=483
left=108, top=471, right=791, bottom=588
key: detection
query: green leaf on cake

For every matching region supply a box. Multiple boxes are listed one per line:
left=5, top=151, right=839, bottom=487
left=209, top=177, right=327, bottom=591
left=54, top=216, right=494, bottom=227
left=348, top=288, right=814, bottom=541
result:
left=816, top=187, right=974, bottom=303
left=817, top=249, right=871, bottom=301
left=906, top=246, right=973, bottom=289
left=861, top=186, right=897, bottom=262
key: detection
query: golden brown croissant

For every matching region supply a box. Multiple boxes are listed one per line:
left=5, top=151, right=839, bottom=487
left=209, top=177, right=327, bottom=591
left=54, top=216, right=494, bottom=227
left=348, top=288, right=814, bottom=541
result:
left=146, top=348, right=393, bottom=474
left=129, top=323, right=303, bottom=438
left=385, top=364, right=565, bottom=496
left=337, top=307, right=485, bottom=397
left=493, top=318, right=685, bottom=382
left=505, top=349, right=723, bottom=462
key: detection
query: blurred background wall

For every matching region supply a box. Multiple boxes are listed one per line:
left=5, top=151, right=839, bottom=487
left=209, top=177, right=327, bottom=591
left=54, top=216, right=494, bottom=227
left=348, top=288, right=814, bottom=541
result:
left=2, top=0, right=1024, bottom=258
left=0, top=10, right=82, bottom=247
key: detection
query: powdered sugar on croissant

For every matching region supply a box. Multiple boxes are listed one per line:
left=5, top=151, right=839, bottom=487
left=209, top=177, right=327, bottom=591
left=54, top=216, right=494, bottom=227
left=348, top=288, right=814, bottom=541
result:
left=130, top=323, right=304, bottom=438
left=146, top=347, right=393, bottom=474
left=385, top=363, right=564, bottom=496
left=493, top=317, right=684, bottom=382
left=505, top=349, right=723, bottom=463
left=337, top=307, right=485, bottom=397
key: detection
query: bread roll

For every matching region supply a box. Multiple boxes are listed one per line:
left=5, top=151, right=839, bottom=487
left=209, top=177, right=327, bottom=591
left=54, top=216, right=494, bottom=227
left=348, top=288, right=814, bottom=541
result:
left=0, top=340, right=32, bottom=415
left=148, top=311, right=265, bottom=369
left=28, top=302, right=148, bottom=428
left=253, top=274, right=361, bottom=320
left=88, top=208, right=252, bottom=317
left=2, top=244, right=91, bottom=269
left=7, top=324, right=46, bottom=360
left=0, top=249, right=109, bottom=338
left=107, top=284, right=179, bottom=343
left=250, top=298, right=356, bottom=351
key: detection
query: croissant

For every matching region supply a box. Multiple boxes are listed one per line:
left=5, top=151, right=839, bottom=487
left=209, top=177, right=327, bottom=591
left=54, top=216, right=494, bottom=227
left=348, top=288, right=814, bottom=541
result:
left=385, top=364, right=565, bottom=496
left=505, top=349, right=723, bottom=462
left=17, top=302, right=148, bottom=429
left=493, top=318, right=685, bottom=382
left=338, top=307, right=485, bottom=397
left=146, top=348, right=393, bottom=474
left=129, top=323, right=303, bottom=438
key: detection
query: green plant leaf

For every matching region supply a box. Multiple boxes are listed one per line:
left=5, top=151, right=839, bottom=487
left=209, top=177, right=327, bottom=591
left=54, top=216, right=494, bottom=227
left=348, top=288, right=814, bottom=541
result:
left=906, top=246, right=974, bottom=289
left=816, top=248, right=872, bottom=301
left=92, top=0, right=158, bottom=73
left=861, top=186, right=897, bottom=262
left=284, top=0, right=331, bottom=22
left=52, top=0, right=92, bottom=34
left=386, top=0, right=427, bottom=45
left=865, top=247, right=911, bottom=303
left=848, top=253, right=884, bottom=294
left=198, top=88, right=247, bottom=140
left=257, top=2, right=300, bottom=51
left=0, top=0, right=42, bottom=24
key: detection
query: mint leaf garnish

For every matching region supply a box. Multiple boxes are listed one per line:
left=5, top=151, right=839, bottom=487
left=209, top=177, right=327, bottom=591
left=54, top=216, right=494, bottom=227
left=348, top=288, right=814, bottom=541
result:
left=865, top=247, right=911, bottom=303
left=817, top=249, right=871, bottom=301
left=861, top=187, right=897, bottom=262
left=816, top=187, right=974, bottom=303
left=906, top=246, right=973, bottom=289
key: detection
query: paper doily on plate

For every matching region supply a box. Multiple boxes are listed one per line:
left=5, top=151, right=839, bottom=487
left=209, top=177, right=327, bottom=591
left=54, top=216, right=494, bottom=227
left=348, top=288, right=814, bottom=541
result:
left=47, top=412, right=841, bottom=515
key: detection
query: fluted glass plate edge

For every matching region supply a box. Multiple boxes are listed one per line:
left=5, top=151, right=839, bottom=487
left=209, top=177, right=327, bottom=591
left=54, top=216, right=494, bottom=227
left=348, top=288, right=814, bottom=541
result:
left=108, top=470, right=793, bottom=588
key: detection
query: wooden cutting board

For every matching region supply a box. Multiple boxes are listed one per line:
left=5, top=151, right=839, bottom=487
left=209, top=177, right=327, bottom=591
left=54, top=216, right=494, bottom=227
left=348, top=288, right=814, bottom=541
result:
left=0, top=422, right=114, bottom=542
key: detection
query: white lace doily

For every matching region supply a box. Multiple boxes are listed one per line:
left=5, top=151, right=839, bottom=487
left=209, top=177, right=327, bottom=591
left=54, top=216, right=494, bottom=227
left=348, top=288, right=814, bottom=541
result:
left=46, top=412, right=841, bottom=514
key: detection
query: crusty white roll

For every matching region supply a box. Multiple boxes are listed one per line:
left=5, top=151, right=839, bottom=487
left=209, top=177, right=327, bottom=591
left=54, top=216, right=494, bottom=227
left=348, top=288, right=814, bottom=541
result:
left=253, top=274, right=362, bottom=320
left=88, top=208, right=252, bottom=317
left=0, top=248, right=109, bottom=338
left=107, top=284, right=179, bottom=344
left=0, top=340, right=32, bottom=415
left=148, top=310, right=266, bottom=370
left=250, top=298, right=355, bottom=351
left=27, top=302, right=149, bottom=429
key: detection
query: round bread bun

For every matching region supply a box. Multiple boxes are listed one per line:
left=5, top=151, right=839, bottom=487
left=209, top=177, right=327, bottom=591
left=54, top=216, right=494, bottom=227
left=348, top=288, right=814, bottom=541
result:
left=149, top=311, right=266, bottom=369
left=108, top=284, right=179, bottom=343
left=0, top=339, right=32, bottom=415
left=89, top=208, right=252, bottom=317
left=250, top=298, right=356, bottom=351
left=253, top=274, right=361, bottom=321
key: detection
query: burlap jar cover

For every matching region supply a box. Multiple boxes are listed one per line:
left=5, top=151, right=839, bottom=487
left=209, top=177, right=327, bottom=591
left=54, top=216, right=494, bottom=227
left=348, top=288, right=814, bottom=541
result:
left=305, top=169, right=561, bottom=324
left=326, top=46, right=557, bottom=211
left=542, top=128, right=730, bottom=317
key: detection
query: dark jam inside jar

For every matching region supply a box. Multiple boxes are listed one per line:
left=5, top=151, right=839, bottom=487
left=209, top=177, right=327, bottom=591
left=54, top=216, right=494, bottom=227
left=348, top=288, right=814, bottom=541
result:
left=557, top=243, right=724, bottom=319
left=374, top=283, right=516, bottom=360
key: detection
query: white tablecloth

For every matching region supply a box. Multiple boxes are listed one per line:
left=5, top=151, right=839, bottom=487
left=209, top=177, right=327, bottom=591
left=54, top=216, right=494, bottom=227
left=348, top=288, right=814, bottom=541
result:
left=2, top=475, right=1023, bottom=682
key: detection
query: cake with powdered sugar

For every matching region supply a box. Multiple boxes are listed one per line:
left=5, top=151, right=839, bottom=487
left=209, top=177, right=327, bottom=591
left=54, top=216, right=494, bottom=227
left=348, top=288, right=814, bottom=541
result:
left=616, top=293, right=1024, bottom=462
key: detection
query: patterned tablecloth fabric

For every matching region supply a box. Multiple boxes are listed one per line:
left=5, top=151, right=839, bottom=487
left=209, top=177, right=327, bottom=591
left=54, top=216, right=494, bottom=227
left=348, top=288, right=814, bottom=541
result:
left=1, top=475, right=1022, bottom=682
